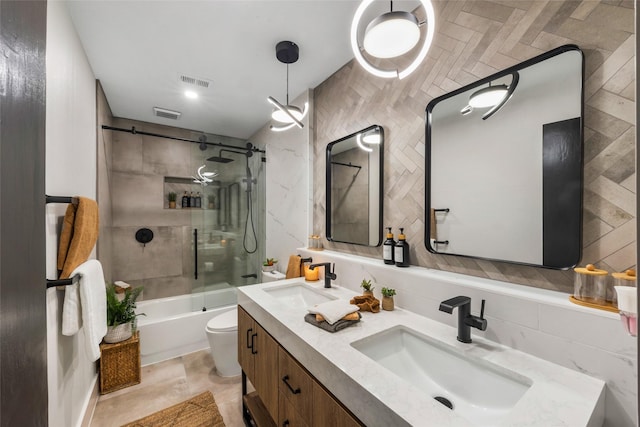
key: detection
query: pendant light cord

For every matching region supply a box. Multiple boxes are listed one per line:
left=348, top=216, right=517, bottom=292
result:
left=286, top=63, right=289, bottom=105
left=390, top=1, right=393, bottom=11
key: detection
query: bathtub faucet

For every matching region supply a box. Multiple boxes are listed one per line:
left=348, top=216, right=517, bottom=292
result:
left=308, top=263, right=336, bottom=288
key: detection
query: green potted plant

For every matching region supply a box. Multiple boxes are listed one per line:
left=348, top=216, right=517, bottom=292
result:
left=168, top=192, right=177, bottom=209
left=360, top=279, right=374, bottom=297
left=262, top=257, right=278, bottom=272
left=105, top=284, right=145, bottom=343
left=381, top=287, right=396, bottom=311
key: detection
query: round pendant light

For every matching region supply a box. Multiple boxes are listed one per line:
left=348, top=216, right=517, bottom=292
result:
left=351, top=0, right=436, bottom=79
left=268, top=41, right=308, bottom=131
left=364, top=11, right=420, bottom=59
left=271, top=103, right=305, bottom=123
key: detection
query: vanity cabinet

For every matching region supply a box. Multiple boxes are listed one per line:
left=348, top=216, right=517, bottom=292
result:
left=239, top=306, right=362, bottom=427
left=238, top=306, right=279, bottom=422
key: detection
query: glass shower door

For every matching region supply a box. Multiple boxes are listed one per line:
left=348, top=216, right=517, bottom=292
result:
left=189, top=136, right=265, bottom=312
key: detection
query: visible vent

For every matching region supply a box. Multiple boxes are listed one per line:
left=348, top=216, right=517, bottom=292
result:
left=153, top=107, right=181, bottom=120
left=179, top=74, right=211, bottom=89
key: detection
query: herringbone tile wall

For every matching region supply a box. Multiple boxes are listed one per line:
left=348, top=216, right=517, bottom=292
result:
left=313, top=0, right=635, bottom=293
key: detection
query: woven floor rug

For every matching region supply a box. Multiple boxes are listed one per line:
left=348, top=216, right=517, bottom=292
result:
left=121, top=391, right=225, bottom=427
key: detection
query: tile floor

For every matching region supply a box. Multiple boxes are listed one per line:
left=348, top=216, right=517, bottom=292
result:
left=90, top=350, right=244, bottom=427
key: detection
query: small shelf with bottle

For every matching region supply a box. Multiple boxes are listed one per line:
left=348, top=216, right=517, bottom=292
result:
left=163, top=176, right=203, bottom=210
left=163, top=176, right=221, bottom=210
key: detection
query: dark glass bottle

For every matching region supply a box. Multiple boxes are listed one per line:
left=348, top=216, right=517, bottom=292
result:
left=395, top=228, right=410, bottom=267
left=383, top=227, right=396, bottom=265
left=195, top=192, right=201, bottom=208
left=181, top=191, right=189, bottom=208
left=190, top=191, right=195, bottom=207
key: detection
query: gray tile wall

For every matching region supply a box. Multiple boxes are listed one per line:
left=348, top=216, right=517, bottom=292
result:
left=313, top=0, right=636, bottom=293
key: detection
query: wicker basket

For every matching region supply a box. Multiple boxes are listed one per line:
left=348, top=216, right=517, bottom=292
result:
left=99, top=331, right=141, bottom=394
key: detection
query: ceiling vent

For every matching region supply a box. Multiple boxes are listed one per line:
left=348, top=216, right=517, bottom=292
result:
left=153, top=107, right=181, bottom=120
left=179, top=74, right=212, bottom=89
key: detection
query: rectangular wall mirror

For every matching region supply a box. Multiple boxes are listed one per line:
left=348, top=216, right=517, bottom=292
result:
left=326, top=125, right=383, bottom=246
left=425, top=45, right=584, bottom=269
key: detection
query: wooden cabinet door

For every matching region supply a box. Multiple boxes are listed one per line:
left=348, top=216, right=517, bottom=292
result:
left=312, top=382, right=362, bottom=427
left=278, top=348, right=313, bottom=421
left=254, top=322, right=279, bottom=423
left=238, top=306, right=256, bottom=383
left=279, top=391, right=309, bottom=427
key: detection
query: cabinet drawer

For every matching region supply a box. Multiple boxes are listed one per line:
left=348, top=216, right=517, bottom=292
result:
left=312, top=381, right=362, bottom=427
left=278, top=348, right=313, bottom=420
left=279, top=391, right=309, bottom=427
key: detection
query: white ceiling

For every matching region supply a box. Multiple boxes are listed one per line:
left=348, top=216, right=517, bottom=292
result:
left=67, top=1, right=420, bottom=140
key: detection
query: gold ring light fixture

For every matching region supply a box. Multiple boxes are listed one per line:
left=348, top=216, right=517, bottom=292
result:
left=350, top=0, right=436, bottom=79
left=268, top=41, right=308, bottom=132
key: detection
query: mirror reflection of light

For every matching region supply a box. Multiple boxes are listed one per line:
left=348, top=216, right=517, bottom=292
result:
left=357, top=134, right=374, bottom=152
left=363, top=132, right=381, bottom=144
left=469, top=85, right=509, bottom=108
left=194, top=165, right=217, bottom=185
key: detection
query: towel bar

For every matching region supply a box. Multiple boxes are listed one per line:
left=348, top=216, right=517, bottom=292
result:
left=45, top=194, right=81, bottom=289
left=46, top=274, right=80, bottom=289
left=46, top=195, right=78, bottom=205
left=297, top=256, right=313, bottom=263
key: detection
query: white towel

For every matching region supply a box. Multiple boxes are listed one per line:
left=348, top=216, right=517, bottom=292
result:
left=308, top=299, right=359, bottom=325
left=61, top=260, right=107, bottom=362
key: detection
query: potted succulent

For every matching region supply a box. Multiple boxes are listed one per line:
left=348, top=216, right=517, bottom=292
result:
left=381, top=287, right=396, bottom=311
left=262, top=258, right=278, bottom=273
left=168, top=192, right=177, bottom=209
left=105, top=284, right=145, bottom=343
left=361, top=279, right=375, bottom=297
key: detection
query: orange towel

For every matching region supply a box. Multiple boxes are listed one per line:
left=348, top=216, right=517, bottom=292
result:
left=350, top=294, right=381, bottom=313
left=57, top=197, right=100, bottom=279
left=315, top=312, right=360, bottom=322
left=285, top=255, right=304, bottom=279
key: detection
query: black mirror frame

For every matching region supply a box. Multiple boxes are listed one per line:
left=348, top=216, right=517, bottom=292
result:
left=326, top=124, right=384, bottom=247
left=424, top=44, right=584, bottom=270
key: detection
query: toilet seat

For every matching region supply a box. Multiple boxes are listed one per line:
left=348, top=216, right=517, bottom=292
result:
left=206, top=308, right=238, bottom=333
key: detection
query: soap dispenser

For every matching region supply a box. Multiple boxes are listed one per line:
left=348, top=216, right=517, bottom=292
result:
left=181, top=191, right=189, bottom=208
left=395, top=228, right=410, bottom=268
left=383, top=227, right=396, bottom=265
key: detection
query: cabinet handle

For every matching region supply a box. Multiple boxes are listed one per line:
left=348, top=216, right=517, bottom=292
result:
left=282, top=375, right=301, bottom=394
left=251, top=333, right=257, bottom=354
left=282, top=421, right=290, bottom=427
left=246, top=328, right=253, bottom=349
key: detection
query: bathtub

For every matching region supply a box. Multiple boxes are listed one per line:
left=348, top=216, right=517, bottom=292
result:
left=136, top=288, right=237, bottom=366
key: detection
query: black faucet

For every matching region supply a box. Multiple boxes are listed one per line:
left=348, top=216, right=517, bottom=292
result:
left=309, top=262, right=336, bottom=288
left=439, top=296, right=487, bottom=343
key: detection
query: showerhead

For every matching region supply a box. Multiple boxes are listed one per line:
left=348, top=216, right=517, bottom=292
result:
left=207, top=148, right=244, bottom=163
left=207, top=155, right=234, bottom=163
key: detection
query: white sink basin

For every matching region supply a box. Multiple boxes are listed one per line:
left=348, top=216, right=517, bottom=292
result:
left=263, top=283, right=335, bottom=307
left=351, top=325, right=532, bottom=426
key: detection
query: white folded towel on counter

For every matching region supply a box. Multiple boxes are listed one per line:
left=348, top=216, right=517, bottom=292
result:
left=62, top=259, right=107, bottom=361
left=308, top=299, right=359, bottom=325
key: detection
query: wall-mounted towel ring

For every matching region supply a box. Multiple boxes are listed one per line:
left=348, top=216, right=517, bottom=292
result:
left=135, top=228, right=154, bottom=247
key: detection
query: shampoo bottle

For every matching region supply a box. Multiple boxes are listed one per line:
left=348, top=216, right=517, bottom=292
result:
left=181, top=191, right=189, bottom=208
left=383, top=227, right=396, bottom=265
left=395, top=228, right=410, bottom=267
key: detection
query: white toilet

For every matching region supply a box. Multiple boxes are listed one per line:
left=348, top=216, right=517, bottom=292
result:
left=206, top=307, right=241, bottom=377
left=205, top=271, right=285, bottom=377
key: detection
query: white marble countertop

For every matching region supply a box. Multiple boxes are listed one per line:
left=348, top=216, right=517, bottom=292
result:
left=238, top=278, right=605, bottom=427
